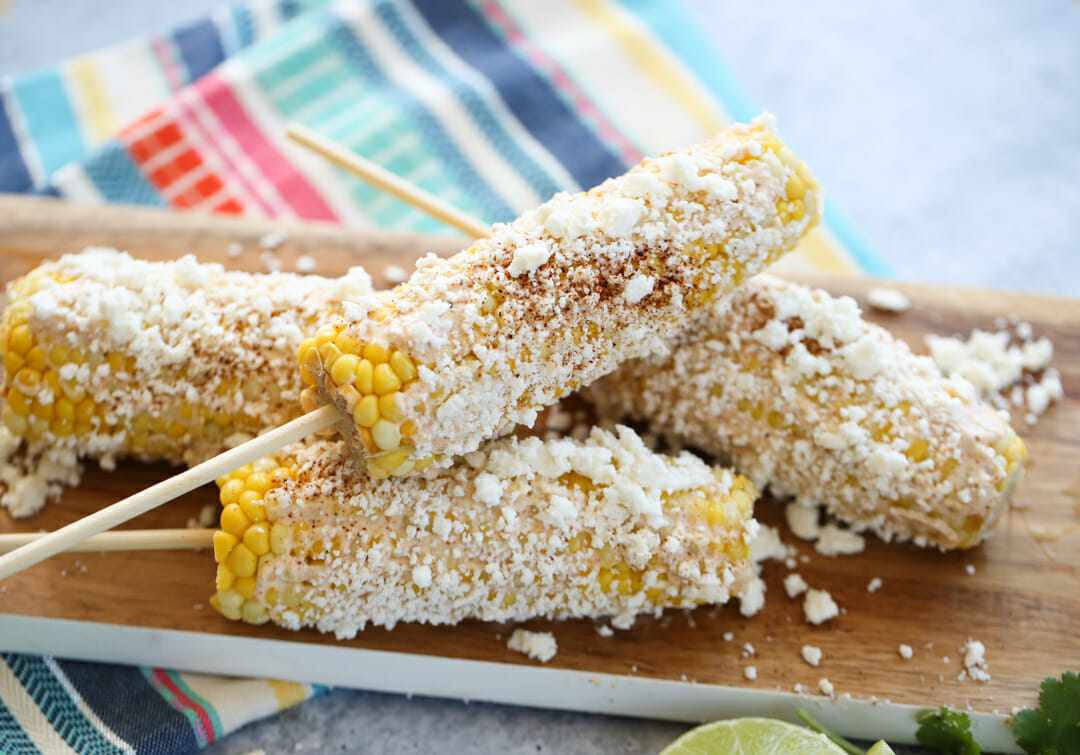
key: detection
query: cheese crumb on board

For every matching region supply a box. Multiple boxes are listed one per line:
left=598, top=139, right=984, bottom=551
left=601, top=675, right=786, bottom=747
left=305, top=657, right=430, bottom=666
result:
left=962, top=639, right=990, bottom=682
left=383, top=264, right=409, bottom=284
left=801, top=645, right=823, bottom=667
left=867, top=577, right=883, bottom=593
left=899, top=644, right=914, bottom=660
left=866, top=287, right=911, bottom=313
left=743, top=666, right=757, bottom=681
left=784, top=573, right=809, bottom=598
left=803, top=589, right=839, bottom=625
left=295, top=255, right=317, bottom=273
left=508, top=629, right=558, bottom=663
left=818, top=678, right=835, bottom=697
left=814, top=524, right=866, bottom=556
left=785, top=503, right=820, bottom=540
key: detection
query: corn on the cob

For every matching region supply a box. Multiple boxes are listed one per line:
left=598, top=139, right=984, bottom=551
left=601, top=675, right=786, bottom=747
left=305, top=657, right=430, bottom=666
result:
left=209, top=426, right=757, bottom=638
left=588, top=275, right=1025, bottom=550
left=0, top=248, right=373, bottom=515
left=298, top=117, right=823, bottom=478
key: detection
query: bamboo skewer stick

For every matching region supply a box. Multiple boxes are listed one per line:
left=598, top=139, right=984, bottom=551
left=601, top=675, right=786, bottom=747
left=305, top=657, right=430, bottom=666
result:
left=0, top=405, right=339, bottom=580
left=286, top=123, right=491, bottom=240
left=0, top=529, right=214, bottom=554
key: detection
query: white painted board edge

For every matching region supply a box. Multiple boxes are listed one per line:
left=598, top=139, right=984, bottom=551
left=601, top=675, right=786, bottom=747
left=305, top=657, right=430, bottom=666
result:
left=0, top=614, right=1020, bottom=752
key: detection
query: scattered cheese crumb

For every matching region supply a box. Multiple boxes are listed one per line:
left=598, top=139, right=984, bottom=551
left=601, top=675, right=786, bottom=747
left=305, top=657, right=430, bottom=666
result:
left=785, top=503, right=820, bottom=540
left=742, top=642, right=756, bottom=657
left=623, top=274, right=655, bottom=304
left=743, top=666, right=757, bottom=681
left=259, top=229, right=288, bottom=250
left=738, top=576, right=766, bottom=617
left=818, top=678, right=834, bottom=697
left=226, top=242, right=243, bottom=258
left=899, top=644, right=914, bottom=660
left=595, top=624, right=614, bottom=638
left=867, top=287, right=911, bottom=313
left=784, top=573, right=809, bottom=598
left=962, top=639, right=990, bottom=682
left=803, top=589, right=840, bottom=625
left=801, top=645, right=823, bottom=667
left=507, top=629, right=558, bottom=663
left=186, top=503, right=218, bottom=529
left=867, top=577, right=883, bottom=593
left=383, top=264, right=409, bottom=284
left=814, top=524, right=866, bottom=556
left=723, top=632, right=735, bottom=642
left=259, top=250, right=282, bottom=272
left=295, top=254, right=317, bottom=273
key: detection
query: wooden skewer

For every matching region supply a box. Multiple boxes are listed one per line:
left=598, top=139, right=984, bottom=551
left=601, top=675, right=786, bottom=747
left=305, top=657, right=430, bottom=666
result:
left=0, top=404, right=339, bottom=580
left=286, top=123, right=491, bottom=240
left=0, top=529, right=214, bottom=555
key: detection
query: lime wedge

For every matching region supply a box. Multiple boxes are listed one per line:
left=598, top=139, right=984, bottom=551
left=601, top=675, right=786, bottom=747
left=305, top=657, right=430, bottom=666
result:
left=660, top=717, right=849, bottom=755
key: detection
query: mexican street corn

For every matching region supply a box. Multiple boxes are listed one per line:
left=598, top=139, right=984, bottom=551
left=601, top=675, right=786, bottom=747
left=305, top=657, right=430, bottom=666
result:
left=210, top=427, right=758, bottom=638
left=298, top=118, right=823, bottom=478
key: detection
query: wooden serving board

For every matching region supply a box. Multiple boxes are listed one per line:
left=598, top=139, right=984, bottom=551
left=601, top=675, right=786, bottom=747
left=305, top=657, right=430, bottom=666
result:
left=1, top=196, right=1077, bottom=751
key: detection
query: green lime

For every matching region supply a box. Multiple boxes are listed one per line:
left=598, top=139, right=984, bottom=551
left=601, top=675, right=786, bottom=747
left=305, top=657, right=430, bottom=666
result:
left=660, top=717, right=849, bottom=755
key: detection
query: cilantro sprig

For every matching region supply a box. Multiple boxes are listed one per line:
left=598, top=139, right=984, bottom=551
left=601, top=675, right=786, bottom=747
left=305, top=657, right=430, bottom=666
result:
left=915, top=707, right=981, bottom=754
left=1013, top=671, right=1080, bottom=755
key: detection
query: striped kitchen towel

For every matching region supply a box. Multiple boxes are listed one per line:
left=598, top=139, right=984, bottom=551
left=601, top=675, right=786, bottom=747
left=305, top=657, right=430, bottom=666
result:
left=0, top=0, right=889, bottom=752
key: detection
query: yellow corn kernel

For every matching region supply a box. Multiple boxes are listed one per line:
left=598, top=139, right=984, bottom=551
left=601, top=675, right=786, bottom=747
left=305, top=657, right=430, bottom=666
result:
left=354, top=359, right=374, bottom=394
left=373, top=363, right=401, bottom=395
left=350, top=395, right=378, bottom=428
left=48, top=345, right=69, bottom=367
left=242, top=600, right=270, bottom=624
left=334, top=331, right=360, bottom=354
left=13, top=367, right=41, bottom=395
left=50, top=417, right=74, bottom=436
left=378, top=393, right=402, bottom=422
left=217, top=588, right=244, bottom=615
left=337, top=384, right=361, bottom=412
left=4, top=350, right=25, bottom=375
left=389, top=351, right=417, bottom=382
left=32, top=398, right=54, bottom=421
left=907, top=438, right=930, bottom=463
left=371, top=419, right=401, bottom=451
left=330, top=354, right=360, bottom=386
left=234, top=576, right=257, bottom=600
left=226, top=544, right=257, bottom=578
left=362, top=343, right=389, bottom=364
left=107, top=352, right=124, bottom=372
left=1, top=406, right=28, bottom=435
left=243, top=522, right=271, bottom=555
left=318, top=342, right=343, bottom=368
left=371, top=449, right=407, bottom=473
left=6, top=388, right=29, bottom=416
left=246, top=472, right=272, bottom=495
left=238, top=493, right=266, bottom=522
left=25, top=347, right=47, bottom=371
left=215, top=563, right=235, bottom=592
left=213, top=531, right=239, bottom=563
left=270, top=523, right=289, bottom=555
left=314, top=325, right=338, bottom=347
left=74, top=398, right=96, bottom=423
left=221, top=504, right=251, bottom=538
left=7, top=324, right=32, bottom=355
left=220, top=478, right=246, bottom=506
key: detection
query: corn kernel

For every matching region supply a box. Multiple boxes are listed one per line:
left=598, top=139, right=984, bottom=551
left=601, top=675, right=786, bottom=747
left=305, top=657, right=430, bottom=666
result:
left=32, top=398, right=54, bottom=421
left=215, top=563, right=235, bottom=591
left=362, top=343, right=389, bottom=364
left=389, top=351, right=417, bottom=382
left=318, top=342, right=343, bottom=368
left=213, top=531, right=239, bottom=563
left=221, top=504, right=251, bottom=537
left=355, top=359, right=374, bottom=394
left=373, top=364, right=401, bottom=395
left=217, top=588, right=244, bottom=614
left=50, top=417, right=74, bottom=436
left=246, top=472, right=272, bottom=495
left=334, top=331, right=360, bottom=354
left=270, top=523, right=289, bottom=555
left=371, top=449, right=407, bottom=472
left=6, top=388, right=29, bottom=416
left=243, top=522, right=271, bottom=555
left=4, top=351, right=25, bottom=375
left=234, top=576, right=257, bottom=600
left=74, top=398, right=96, bottom=423
left=1, top=406, right=28, bottom=435
left=371, top=419, right=401, bottom=451
left=314, top=325, right=338, bottom=347
left=220, top=478, right=246, bottom=506
left=353, top=395, right=380, bottom=428
left=239, top=493, right=266, bottom=522
left=330, top=354, right=360, bottom=386
left=13, top=367, right=41, bottom=395
left=8, top=324, right=31, bottom=355
left=378, top=393, right=402, bottom=421
left=226, top=544, right=257, bottom=578
left=25, top=346, right=47, bottom=371
left=242, top=600, right=270, bottom=624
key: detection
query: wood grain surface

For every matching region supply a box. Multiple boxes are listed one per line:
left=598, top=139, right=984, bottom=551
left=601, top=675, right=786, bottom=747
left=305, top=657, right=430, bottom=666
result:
left=0, top=196, right=1077, bottom=720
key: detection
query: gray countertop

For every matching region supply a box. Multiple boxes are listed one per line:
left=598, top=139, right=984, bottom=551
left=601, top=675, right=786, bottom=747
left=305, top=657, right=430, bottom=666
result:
left=2, top=1, right=1077, bottom=752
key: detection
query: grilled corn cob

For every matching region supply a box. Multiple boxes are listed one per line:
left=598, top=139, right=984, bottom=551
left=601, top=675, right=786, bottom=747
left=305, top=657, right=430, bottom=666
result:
left=209, top=426, right=757, bottom=638
left=588, top=275, right=1025, bottom=550
left=298, top=117, right=822, bottom=478
left=0, top=248, right=373, bottom=515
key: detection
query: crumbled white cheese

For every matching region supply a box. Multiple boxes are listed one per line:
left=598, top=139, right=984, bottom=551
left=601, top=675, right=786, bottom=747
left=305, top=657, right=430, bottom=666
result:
left=785, top=503, right=820, bottom=540
left=595, top=624, right=614, bottom=638
left=962, top=639, right=990, bottom=682
left=383, top=264, right=409, bottom=284
left=899, top=644, right=914, bottom=660
left=508, top=629, right=557, bottom=663
left=784, top=573, right=809, bottom=598
left=867, top=577, right=883, bottom=593
left=227, top=242, right=243, bottom=258
left=750, top=524, right=793, bottom=565
left=814, top=524, right=866, bottom=556
left=965, top=564, right=976, bottom=576
left=803, top=589, right=839, bottom=625
left=295, top=254, right=317, bottom=273
left=623, top=274, right=655, bottom=304
left=801, top=645, right=823, bottom=667
left=412, top=565, right=432, bottom=589
left=743, top=666, right=757, bottom=681
left=259, top=229, right=288, bottom=249
left=507, top=242, right=551, bottom=277
left=818, top=678, right=834, bottom=697
left=739, top=576, right=766, bottom=617
left=867, top=287, right=911, bottom=313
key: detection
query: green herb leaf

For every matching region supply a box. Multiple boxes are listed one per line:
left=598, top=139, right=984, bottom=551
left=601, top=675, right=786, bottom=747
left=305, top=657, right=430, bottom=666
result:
left=1013, top=671, right=1080, bottom=755
left=915, top=707, right=981, bottom=755
left=796, top=709, right=867, bottom=755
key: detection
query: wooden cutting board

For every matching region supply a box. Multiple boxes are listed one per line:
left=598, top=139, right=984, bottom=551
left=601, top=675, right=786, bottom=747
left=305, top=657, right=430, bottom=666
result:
left=0, top=196, right=1077, bottom=751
